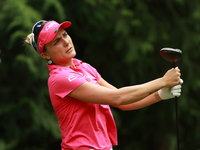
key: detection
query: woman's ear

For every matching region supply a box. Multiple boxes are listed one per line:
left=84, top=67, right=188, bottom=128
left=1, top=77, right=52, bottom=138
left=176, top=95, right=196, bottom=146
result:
left=41, top=52, right=50, bottom=60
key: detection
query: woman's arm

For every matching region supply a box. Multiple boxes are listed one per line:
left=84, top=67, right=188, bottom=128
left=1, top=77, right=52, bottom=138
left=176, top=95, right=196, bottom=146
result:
left=98, top=77, right=162, bottom=110
left=68, top=68, right=180, bottom=106
left=114, top=92, right=161, bottom=111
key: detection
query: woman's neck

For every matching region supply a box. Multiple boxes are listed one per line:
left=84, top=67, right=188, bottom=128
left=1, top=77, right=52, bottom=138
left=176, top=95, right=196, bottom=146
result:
left=55, top=58, right=76, bottom=68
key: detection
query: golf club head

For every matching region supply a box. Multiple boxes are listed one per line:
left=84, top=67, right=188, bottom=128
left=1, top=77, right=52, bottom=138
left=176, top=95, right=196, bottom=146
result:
left=160, top=48, right=182, bottom=63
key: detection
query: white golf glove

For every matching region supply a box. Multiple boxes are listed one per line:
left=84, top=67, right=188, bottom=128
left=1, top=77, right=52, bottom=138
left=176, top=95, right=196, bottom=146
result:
left=158, top=79, right=183, bottom=100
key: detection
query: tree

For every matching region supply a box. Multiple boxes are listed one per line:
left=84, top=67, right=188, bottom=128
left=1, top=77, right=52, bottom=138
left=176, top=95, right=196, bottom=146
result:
left=0, top=0, right=64, bottom=149
left=0, top=0, right=200, bottom=149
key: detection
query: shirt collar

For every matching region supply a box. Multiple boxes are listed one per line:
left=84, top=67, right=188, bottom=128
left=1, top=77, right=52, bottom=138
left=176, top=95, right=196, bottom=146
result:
left=47, top=58, right=82, bottom=72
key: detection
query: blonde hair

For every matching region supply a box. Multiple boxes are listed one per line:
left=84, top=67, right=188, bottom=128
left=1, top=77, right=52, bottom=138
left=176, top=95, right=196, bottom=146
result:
left=24, top=33, right=33, bottom=46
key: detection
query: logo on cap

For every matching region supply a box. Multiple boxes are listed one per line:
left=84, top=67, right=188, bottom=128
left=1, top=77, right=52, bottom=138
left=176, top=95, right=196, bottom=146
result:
left=39, top=41, right=42, bottom=48
left=54, top=28, right=58, bottom=33
left=45, top=22, right=57, bottom=31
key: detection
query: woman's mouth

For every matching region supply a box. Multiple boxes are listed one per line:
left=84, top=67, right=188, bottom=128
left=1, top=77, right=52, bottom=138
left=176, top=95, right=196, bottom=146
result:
left=66, top=47, right=72, bottom=53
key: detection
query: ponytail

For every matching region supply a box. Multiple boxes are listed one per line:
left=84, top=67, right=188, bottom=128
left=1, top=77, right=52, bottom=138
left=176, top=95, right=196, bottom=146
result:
left=24, top=33, right=33, bottom=46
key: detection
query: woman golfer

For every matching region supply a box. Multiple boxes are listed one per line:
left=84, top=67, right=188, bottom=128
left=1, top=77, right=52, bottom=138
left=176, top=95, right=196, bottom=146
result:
left=25, top=20, right=182, bottom=150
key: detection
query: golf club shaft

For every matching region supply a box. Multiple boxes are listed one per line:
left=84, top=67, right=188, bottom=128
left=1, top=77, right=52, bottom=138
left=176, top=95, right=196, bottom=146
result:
left=175, top=96, right=180, bottom=150
left=173, top=62, right=180, bottom=150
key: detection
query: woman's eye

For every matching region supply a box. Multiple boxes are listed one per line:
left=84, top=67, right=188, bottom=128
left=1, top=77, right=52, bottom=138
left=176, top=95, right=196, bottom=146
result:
left=63, top=32, right=68, bottom=37
left=54, top=39, right=59, bottom=45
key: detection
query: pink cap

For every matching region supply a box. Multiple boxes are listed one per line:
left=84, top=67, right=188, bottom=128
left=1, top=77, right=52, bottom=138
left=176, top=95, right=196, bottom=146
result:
left=37, top=20, right=71, bottom=53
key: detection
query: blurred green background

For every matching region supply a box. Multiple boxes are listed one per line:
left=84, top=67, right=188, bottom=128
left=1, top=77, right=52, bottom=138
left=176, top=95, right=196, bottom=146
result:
left=0, top=0, right=200, bottom=149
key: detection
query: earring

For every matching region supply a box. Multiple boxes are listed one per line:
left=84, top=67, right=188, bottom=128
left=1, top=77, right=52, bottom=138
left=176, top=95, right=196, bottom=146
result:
left=48, top=60, right=52, bottom=64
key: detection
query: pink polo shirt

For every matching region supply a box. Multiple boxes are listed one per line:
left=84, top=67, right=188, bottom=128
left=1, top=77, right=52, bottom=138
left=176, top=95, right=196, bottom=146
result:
left=47, top=59, right=117, bottom=150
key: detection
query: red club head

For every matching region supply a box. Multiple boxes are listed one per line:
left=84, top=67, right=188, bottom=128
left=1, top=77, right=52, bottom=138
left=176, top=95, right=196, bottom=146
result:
left=160, top=48, right=182, bottom=63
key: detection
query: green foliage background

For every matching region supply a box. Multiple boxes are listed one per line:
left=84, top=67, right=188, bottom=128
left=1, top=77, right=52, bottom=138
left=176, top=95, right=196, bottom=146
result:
left=0, top=0, right=200, bottom=149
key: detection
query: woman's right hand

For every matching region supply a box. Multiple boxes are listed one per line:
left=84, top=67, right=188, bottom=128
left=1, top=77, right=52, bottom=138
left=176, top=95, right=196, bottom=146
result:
left=162, top=67, right=181, bottom=87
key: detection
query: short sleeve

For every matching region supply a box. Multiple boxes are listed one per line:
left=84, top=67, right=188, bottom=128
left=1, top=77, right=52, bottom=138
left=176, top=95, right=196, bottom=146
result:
left=48, top=70, right=87, bottom=98
left=82, top=63, right=101, bottom=80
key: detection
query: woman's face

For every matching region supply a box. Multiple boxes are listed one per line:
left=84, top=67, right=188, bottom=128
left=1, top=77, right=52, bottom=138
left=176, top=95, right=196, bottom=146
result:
left=43, top=27, right=76, bottom=66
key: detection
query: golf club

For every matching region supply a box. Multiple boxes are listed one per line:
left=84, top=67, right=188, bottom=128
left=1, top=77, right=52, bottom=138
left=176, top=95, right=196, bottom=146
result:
left=160, top=48, right=182, bottom=150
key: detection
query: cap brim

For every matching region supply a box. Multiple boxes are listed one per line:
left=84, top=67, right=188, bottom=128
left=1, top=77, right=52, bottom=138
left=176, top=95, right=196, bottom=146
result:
left=60, top=21, right=71, bottom=29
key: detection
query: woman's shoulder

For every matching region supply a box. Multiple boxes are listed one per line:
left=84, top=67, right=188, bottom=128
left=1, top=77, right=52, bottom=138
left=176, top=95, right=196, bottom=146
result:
left=73, top=58, right=94, bottom=70
left=48, top=64, right=77, bottom=78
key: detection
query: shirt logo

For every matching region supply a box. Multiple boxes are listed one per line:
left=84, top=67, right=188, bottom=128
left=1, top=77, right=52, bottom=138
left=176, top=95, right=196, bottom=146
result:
left=67, top=75, right=77, bottom=82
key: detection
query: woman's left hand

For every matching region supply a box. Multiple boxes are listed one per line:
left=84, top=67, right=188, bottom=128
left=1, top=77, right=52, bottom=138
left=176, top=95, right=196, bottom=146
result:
left=158, top=79, right=183, bottom=100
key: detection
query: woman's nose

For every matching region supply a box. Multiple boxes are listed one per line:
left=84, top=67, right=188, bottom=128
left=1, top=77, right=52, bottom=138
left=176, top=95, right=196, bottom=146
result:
left=63, top=37, right=70, bottom=45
